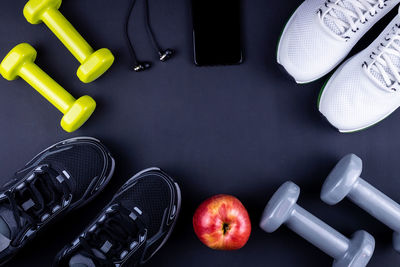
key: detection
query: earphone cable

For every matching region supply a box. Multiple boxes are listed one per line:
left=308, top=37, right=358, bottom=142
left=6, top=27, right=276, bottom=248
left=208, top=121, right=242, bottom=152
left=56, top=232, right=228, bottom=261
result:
left=125, top=0, right=140, bottom=67
left=144, top=0, right=163, bottom=55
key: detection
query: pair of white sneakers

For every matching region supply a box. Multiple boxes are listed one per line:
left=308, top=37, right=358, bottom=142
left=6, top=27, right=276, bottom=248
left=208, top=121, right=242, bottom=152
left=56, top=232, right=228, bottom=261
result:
left=278, top=0, right=400, bottom=132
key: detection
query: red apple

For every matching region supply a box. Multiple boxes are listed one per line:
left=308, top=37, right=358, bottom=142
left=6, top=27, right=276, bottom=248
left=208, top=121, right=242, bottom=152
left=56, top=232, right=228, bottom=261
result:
left=193, top=194, right=251, bottom=250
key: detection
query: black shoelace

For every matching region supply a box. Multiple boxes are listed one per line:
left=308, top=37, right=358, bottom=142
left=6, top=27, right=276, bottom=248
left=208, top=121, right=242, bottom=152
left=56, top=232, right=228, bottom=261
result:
left=78, top=204, right=146, bottom=266
left=5, top=165, right=71, bottom=246
left=125, top=0, right=173, bottom=71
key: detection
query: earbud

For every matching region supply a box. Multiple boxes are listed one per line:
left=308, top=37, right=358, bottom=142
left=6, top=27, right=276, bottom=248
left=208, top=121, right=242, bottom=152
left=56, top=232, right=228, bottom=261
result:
left=133, top=62, right=151, bottom=72
left=126, top=0, right=175, bottom=71
left=159, top=49, right=174, bottom=62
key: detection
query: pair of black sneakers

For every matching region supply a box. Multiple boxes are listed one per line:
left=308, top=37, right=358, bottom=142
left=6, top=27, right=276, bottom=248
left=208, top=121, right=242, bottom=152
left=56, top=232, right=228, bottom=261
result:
left=0, top=137, right=181, bottom=266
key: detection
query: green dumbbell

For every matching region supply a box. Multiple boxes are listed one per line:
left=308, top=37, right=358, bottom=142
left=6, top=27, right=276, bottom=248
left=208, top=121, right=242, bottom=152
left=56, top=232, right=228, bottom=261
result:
left=0, top=43, right=96, bottom=132
left=24, top=0, right=114, bottom=83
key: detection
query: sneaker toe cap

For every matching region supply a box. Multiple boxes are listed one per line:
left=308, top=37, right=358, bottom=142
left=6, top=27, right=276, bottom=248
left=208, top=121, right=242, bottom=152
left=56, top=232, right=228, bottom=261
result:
left=319, top=65, right=398, bottom=132
left=277, top=6, right=347, bottom=83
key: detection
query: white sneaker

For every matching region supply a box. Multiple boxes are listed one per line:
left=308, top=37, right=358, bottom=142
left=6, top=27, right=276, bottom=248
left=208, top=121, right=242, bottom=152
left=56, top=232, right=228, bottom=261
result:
left=277, top=0, right=399, bottom=84
left=319, top=7, right=400, bottom=132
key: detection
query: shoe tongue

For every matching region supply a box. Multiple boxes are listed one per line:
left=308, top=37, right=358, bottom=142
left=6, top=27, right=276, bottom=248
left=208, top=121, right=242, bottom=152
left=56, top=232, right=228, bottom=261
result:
left=26, top=171, right=69, bottom=209
left=69, top=248, right=106, bottom=267
left=42, top=169, right=70, bottom=194
left=0, top=206, right=20, bottom=237
left=0, top=171, right=66, bottom=243
left=70, top=264, right=90, bottom=267
left=70, top=209, right=141, bottom=267
left=69, top=253, right=96, bottom=267
left=0, top=209, right=15, bottom=252
left=0, top=217, right=10, bottom=239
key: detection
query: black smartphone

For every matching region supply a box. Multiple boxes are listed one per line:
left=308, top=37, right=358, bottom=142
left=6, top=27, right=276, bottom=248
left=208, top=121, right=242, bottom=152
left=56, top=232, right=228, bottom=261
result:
left=192, top=0, right=242, bottom=66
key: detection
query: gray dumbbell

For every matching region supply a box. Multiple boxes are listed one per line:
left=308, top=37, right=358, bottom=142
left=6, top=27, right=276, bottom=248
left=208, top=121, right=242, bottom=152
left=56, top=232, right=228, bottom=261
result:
left=321, top=153, right=400, bottom=253
left=260, top=181, right=375, bottom=267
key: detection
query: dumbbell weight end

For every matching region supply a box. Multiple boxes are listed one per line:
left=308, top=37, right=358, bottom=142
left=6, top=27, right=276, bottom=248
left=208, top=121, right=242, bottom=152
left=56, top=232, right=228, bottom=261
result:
left=61, top=95, right=96, bottom=132
left=77, top=48, right=114, bottom=84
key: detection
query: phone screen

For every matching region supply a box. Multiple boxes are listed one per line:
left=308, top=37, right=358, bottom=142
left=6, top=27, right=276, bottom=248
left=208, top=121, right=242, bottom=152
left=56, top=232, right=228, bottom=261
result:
left=192, top=0, right=242, bottom=66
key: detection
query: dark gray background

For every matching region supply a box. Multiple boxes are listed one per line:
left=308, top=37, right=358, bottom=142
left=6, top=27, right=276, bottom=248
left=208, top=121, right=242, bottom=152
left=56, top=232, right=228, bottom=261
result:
left=0, top=0, right=399, bottom=266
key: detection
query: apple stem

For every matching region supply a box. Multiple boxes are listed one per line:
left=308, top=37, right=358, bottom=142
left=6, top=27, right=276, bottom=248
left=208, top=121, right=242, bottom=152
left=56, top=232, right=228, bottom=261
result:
left=222, top=223, right=230, bottom=235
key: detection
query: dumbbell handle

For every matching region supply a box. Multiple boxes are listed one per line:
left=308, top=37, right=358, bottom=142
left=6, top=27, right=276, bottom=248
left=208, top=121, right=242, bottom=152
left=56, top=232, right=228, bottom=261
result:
left=287, top=205, right=349, bottom=259
left=348, top=178, right=400, bottom=233
left=19, top=62, right=75, bottom=113
left=41, top=8, right=93, bottom=63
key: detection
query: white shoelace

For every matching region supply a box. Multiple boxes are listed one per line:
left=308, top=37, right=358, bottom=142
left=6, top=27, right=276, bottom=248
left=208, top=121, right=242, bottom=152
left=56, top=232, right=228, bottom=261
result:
left=324, top=0, right=385, bottom=35
left=368, top=26, right=400, bottom=90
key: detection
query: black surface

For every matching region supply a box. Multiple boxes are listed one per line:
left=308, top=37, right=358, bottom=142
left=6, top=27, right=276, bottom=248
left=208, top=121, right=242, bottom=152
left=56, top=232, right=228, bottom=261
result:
left=192, top=0, right=242, bottom=65
left=0, top=0, right=400, bottom=266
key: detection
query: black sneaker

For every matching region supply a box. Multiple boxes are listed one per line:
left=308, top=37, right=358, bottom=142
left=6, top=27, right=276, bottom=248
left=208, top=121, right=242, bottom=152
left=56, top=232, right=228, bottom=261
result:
left=54, top=167, right=181, bottom=267
left=0, top=137, right=115, bottom=265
